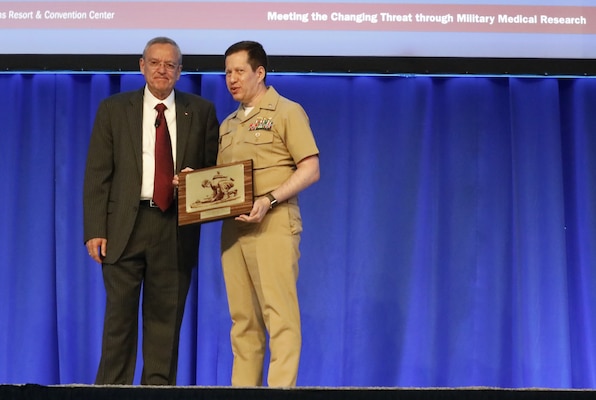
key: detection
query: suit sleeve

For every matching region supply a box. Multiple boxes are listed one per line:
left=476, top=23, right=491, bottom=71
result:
left=83, top=99, right=113, bottom=243
left=203, top=101, right=219, bottom=168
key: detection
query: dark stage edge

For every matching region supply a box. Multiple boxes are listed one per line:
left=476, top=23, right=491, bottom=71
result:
left=1, top=385, right=596, bottom=400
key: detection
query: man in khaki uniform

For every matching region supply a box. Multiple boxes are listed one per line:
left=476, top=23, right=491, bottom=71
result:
left=218, top=41, right=320, bottom=387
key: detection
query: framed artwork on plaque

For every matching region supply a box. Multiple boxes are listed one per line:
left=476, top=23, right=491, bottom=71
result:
left=178, top=159, right=253, bottom=225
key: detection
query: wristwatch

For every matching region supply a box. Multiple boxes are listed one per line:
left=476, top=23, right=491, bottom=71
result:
left=265, top=192, right=278, bottom=209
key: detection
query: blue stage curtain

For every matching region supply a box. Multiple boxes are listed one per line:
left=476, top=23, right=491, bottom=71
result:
left=0, top=72, right=595, bottom=388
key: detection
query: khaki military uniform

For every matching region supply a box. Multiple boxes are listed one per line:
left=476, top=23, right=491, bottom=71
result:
left=217, top=86, right=319, bottom=387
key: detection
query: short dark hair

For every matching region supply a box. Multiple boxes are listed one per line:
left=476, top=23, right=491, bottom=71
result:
left=143, top=36, right=182, bottom=64
left=225, top=41, right=268, bottom=79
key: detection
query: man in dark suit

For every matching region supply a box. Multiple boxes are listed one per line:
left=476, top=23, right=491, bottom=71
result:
left=83, top=36, right=219, bottom=385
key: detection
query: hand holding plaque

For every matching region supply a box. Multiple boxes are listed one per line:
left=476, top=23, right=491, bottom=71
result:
left=178, top=160, right=253, bottom=225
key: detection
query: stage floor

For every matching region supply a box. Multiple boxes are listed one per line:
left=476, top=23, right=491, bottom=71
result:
left=1, top=385, right=595, bottom=400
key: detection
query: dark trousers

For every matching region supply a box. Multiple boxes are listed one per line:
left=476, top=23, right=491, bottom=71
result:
left=95, top=205, right=191, bottom=385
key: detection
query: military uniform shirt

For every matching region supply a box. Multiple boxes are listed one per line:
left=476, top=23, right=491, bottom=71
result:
left=218, top=86, right=319, bottom=197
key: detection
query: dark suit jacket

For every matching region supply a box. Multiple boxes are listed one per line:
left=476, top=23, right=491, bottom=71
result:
left=83, top=88, right=219, bottom=269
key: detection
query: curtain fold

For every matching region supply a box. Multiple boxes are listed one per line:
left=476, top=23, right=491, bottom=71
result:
left=0, top=72, right=595, bottom=388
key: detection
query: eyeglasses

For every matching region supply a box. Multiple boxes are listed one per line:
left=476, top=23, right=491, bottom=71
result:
left=145, top=59, right=179, bottom=72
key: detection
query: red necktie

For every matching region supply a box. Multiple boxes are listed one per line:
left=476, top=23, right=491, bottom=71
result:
left=153, top=103, right=174, bottom=211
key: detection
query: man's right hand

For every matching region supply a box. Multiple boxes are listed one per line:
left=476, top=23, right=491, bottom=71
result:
left=86, top=238, right=107, bottom=264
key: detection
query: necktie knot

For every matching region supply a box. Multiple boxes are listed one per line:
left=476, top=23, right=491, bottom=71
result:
left=155, top=103, right=167, bottom=113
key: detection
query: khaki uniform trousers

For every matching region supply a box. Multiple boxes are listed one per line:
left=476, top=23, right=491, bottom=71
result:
left=221, top=199, right=302, bottom=387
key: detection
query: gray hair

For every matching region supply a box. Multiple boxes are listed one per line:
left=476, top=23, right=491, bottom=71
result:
left=142, top=36, right=182, bottom=64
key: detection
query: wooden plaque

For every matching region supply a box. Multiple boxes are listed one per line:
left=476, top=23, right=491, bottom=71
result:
left=178, top=160, right=253, bottom=225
